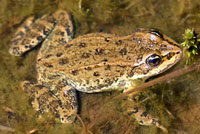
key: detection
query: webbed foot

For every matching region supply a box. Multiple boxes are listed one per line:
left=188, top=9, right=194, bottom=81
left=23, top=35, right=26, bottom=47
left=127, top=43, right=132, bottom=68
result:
left=128, top=106, right=168, bottom=133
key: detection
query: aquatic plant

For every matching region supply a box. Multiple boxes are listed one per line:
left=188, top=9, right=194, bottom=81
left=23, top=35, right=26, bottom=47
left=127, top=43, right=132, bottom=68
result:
left=181, top=29, right=200, bottom=63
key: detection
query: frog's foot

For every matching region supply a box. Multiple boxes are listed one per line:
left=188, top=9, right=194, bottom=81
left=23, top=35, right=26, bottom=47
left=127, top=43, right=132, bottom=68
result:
left=128, top=106, right=168, bottom=133
left=9, top=10, right=73, bottom=56
left=21, top=81, right=78, bottom=123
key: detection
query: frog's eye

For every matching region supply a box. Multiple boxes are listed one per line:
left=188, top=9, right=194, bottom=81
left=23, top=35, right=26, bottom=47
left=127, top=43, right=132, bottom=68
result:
left=146, top=54, right=162, bottom=67
left=150, top=29, right=163, bottom=39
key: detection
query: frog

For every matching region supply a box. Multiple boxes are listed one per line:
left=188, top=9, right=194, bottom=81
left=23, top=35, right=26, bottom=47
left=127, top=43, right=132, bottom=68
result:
left=9, top=10, right=182, bottom=132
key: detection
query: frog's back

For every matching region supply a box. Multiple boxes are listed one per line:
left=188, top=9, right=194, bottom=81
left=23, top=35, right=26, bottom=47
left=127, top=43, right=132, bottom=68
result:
left=37, top=33, right=143, bottom=92
left=37, top=31, right=182, bottom=93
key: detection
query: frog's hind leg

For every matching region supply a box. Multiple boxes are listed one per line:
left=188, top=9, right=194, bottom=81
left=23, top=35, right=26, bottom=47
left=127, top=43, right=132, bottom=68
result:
left=37, top=10, right=74, bottom=59
left=9, top=14, right=56, bottom=56
left=9, top=10, right=73, bottom=56
left=21, top=81, right=78, bottom=123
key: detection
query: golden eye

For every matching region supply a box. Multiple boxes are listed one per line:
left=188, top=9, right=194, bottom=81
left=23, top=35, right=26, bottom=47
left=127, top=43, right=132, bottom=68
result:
left=146, top=54, right=162, bottom=67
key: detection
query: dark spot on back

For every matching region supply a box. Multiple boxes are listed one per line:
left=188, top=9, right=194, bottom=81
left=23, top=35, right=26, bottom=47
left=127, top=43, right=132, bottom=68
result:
left=105, top=37, right=110, bottom=42
left=137, top=39, right=142, bottom=44
left=65, top=44, right=73, bottom=48
left=126, top=56, right=131, bottom=60
left=25, top=45, right=33, bottom=49
left=56, top=53, right=63, bottom=57
left=82, top=52, right=90, bottom=58
left=95, top=48, right=104, bottom=55
left=103, top=59, right=108, bottom=62
left=140, top=46, right=145, bottom=51
left=141, top=112, right=148, bottom=117
left=148, top=43, right=154, bottom=47
left=57, top=38, right=67, bottom=44
left=60, top=32, right=65, bottom=36
left=85, top=67, right=92, bottom=70
left=43, top=63, right=53, bottom=68
left=59, top=58, right=69, bottom=65
left=132, top=107, right=139, bottom=113
left=115, top=40, right=122, bottom=45
left=93, top=72, right=100, bottom=76
left=72, top=70, right=78, bottom=76
left=80, top=43, right=86, bottom=47
left=120, top=48, right=127, bottom=55
left=104, top=78, right=112, bottom=84
left=45, top=54, right=52, bottom=58
left=117, top=65, right=126, bottom=68
left=95, top=79, right=100, bottom=84
left=105, top=64, right=111, bottom=70
left=58, top=100, right=62, bottom=105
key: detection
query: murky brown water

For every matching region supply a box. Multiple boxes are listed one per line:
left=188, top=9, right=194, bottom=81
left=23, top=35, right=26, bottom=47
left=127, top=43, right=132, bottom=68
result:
left=0, top=0, right=200, bottom=134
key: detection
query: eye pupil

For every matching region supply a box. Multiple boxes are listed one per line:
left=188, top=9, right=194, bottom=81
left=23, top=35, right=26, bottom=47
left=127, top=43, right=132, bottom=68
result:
left=150, top=58, right=158, bottom=64
left=146, top=54, right=161, bottom=67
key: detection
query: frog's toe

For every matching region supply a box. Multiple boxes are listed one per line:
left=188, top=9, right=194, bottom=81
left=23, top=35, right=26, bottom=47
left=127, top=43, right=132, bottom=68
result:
left=21, top=81, right=78, bottom=123
left=128, top=106, right=168, bottom=133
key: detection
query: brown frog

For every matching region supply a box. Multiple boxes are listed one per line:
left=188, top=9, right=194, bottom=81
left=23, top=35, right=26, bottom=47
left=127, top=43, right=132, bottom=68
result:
left=9, top=10, right=182, bottom=132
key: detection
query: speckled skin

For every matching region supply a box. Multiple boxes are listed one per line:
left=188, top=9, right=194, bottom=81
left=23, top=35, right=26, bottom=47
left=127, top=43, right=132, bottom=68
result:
left=9, top=10, right=182, bottom=131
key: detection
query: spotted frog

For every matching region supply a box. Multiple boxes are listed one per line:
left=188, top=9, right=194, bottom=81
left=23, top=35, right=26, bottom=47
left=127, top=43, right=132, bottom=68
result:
left=9, top=10, right=182, bottom=132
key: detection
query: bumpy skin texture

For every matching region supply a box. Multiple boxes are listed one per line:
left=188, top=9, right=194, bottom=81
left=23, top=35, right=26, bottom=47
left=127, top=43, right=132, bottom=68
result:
left=9, top=10, right=182, bottom=131
left=37, top=31, right=181, bottom=93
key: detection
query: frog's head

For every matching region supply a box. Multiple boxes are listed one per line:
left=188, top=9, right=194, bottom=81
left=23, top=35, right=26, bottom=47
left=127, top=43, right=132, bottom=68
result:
left=132, top=29, right=182, bottom=79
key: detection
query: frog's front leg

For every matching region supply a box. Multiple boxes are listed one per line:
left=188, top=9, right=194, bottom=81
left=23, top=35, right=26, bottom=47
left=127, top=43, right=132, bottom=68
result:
left=128, top=106, right=168, bottom=133
left=124, top=87, right=168, bottom=133
left=21, top=81, right=78, bottom=123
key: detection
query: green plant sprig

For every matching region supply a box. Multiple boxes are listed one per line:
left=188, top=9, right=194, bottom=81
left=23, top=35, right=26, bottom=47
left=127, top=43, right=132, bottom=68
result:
left=181, top=29, right=200, bottom=58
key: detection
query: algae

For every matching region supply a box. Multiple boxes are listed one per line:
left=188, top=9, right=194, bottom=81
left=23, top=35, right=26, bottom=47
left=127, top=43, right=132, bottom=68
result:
left=0, top=0, right=200, bottom=134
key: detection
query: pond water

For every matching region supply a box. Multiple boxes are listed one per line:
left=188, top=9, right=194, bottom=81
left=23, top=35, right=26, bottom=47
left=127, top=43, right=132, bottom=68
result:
left=0, top=0, right=200, bottom=134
